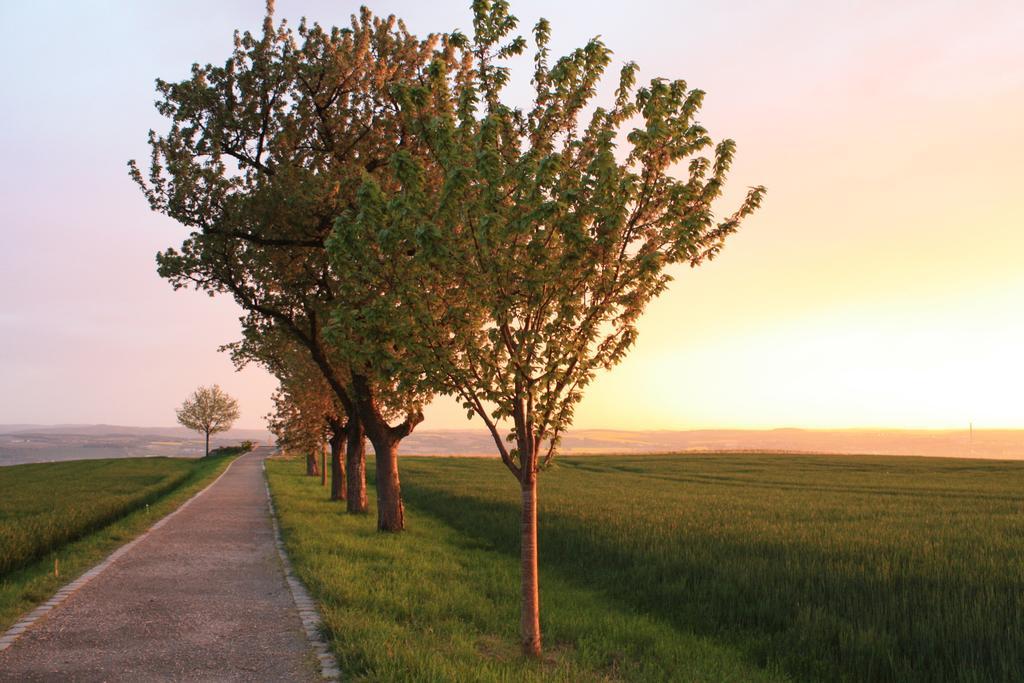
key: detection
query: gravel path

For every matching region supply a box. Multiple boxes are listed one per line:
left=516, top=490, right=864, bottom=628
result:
left=0, top=450, right=319, bottom=682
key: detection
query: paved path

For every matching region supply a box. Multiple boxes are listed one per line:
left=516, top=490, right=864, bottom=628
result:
left=0, top=450, right=319, bottom=682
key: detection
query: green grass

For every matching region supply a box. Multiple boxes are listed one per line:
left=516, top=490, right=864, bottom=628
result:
left=267, top=453, right=1024, bottom=682
left=0, top=454, right=238, bottom=630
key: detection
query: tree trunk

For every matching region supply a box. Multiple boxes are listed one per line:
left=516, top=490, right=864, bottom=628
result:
left=306, top=452, right=319, bottom=477
left=330, top=430, right=346, bottom=502
left=520, top=472, right=542, bottom=656
left=369, top=435, right=404, bottom=532
left=320, top=445, right=327, bottom=487
left=350, top=374, right=415, bottom=531
left=346, top=419, right=367, bottom=513
left=205, top=430, right=210, bottom=457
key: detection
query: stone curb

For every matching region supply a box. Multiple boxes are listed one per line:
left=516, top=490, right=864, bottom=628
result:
left=263, top=461, right=343, bottom=681
left=0, top=451, right=248, bottom=654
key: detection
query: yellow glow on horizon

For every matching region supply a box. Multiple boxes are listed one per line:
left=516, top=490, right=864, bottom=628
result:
left=571, top=277, right=1024, bottom=431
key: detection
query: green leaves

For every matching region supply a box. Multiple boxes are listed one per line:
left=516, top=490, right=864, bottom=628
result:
left=133, top=5, right=446, bottom=429
left=333, top=1, right=764, bottom=478
left=136, top=0, right=762, bottom=485
left=176, top=385, right=240, bottom=436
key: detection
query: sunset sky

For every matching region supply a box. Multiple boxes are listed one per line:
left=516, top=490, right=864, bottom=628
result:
left=1, top=1, right=1021, bottom=431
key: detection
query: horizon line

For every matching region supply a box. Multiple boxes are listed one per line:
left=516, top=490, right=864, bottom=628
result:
left=3, top=422, right=1023, bottom=433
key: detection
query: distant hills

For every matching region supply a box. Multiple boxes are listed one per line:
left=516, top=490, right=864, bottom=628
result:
left=0, top=424, right=272, bottom=466
left=0, top=424, right=272, bottom=440
left=1, top=424, right=1021, bottom=466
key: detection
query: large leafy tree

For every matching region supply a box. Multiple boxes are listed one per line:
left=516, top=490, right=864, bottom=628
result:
left=333, top=0, right=765, bottom=654
left=176, top=384, right=241, bottom=457
left=129, top=3, right=439, bottom=530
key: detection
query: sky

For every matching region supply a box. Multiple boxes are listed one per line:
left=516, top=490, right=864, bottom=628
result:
left=0, top=1, right=1021, bottom=431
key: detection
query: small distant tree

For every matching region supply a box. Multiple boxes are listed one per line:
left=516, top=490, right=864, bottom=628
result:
left=176, top=385, right=241, bottom=456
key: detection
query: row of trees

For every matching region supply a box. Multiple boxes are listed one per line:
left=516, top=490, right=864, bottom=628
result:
left=132, top=0, right=763, bottom=655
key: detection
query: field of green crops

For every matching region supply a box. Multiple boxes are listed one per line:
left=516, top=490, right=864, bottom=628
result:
left=0, top=458, right=194, bottom=575
left=0, top=455, right=236, bottom=630
left=267, top=453, right=1024, bottom=682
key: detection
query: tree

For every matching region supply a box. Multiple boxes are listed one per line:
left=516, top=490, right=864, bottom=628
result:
left=129, top=3, right=440, bottom=530
left=177, top=385, right=241, bottom=456
left=228, top=320, right=366, bottom=510
left=332, top=0, right=764, bottom=654
left=266, top=384, right=324, bottom=476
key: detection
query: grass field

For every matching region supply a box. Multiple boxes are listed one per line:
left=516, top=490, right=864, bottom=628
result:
left=267, top=453, right=1024, bottom=682
left=0, top=454, right=237, bottom=630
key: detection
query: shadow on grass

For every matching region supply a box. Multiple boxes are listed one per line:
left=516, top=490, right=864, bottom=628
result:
left=397, top=469, right=1024, bottom=683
